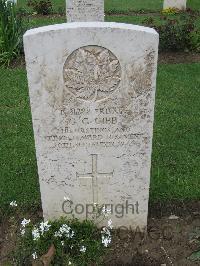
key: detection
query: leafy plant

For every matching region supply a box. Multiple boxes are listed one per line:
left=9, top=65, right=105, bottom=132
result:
left=143, top=15, right=200, bottom=52
left=189, top=29, right=200, bottom=52
left=14, top=217, right=112, bottom=265
left=188, top=250, right=200, bottom=261
left=16, top=6, right=30, bottom=16
left=0, top=0, right=27, bottom=66
left=28, top=0, right=52, bottom=15
left=57, top=6, right=65, bottom=15
left=162, top=7, right=179, bottom=15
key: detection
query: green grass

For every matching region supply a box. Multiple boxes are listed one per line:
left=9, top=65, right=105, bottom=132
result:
left=28, top=15, right=65, bottom=28
left=15, top=0, right=200, bottom=35
left=105, top=0, right=200, bottom=12
left=19, top=13, right=200, bottom=32
left=151, top=63, right=200, bottom=201
left=0, top=68, right=40, bottom=210
left=17, top=0, right=200, bottom=13
left=107, top=14, right=200, bottom=33
left=16, top=0, right=200, bottom=32
left=0, top=63, right=200, bottom=211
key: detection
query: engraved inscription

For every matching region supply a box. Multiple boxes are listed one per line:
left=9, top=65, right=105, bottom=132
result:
left=63, top=46, right=121, bottom=102
left=67, top=0, right=104, bottom=22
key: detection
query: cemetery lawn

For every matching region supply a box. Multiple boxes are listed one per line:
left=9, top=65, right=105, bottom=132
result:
left=17, top=0, right=200, bottom=13
left=23, top=14, right=200, bottom=35
left=0, top=63, right=200, bottom=212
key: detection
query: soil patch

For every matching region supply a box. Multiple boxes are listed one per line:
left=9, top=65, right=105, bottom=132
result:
left=103, top=201, right=200, bottom=265
left=0, top=202, right=200, bottom=265
left=158, top=52, right=200, bottom=64
left=149, top=200, right=200, bottom=219
left=9, top=55, right=26, bottom=69
left=104, top=216, right=200, bottom=265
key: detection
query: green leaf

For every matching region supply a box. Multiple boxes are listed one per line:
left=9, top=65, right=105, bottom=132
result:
left=188, top=250, right=200, bottom=261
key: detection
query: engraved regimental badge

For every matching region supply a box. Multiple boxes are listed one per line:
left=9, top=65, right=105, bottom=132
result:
left=63, top=46, right=121, bottom=102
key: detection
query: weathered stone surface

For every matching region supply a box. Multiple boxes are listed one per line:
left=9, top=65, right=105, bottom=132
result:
left=163, top=0, right=186, bottom=10
left=24, top=22, right=159, bottom=229
left=66, top=0, right=104, bottom=22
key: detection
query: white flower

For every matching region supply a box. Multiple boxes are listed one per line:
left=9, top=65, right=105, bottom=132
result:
left=32, top=227, right=40, bottom=241
left=108, top=219, right=113, bottom=229
left=70, top=231, right=75, bottom=238
left=54, top=231, right=62, bottom=238
left=10, top=200, right=17, bottom=207
left=21, top=218, right=31, bottom=227
left=19, top=219, right=29, bottom=237
left=101, top=226, right=112, bottom=247
left=21, top=229, right=26, bottom=236
left=61, top=241, right=64, bottom=246
left=64, top=196, right=70, bottom=201
left=80, top=245, right=86, bottom=253
left=102, top=235, right=111, bottom=247
left=69, top=262, right=72, bottom=265
left=39, top=221, right=51, bottom=235
left=55, top=224, right=74, bottom=238
left=59, top=224, right=70, bottom=234
left=32, top=252, right=38, bottom=260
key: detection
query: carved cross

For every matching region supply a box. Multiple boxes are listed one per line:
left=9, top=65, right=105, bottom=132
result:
left=76, top=154, right=113, bottom=203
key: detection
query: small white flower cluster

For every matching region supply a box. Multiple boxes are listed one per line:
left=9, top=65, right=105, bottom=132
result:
left=20, top=213, right=112, bottom=262
left=54, top=224, right=74, bottom=239
left=101, top=227, right=111, bottom=247
left=32, top=251, right=38, bottom=260
left=32, top=227, right=40, bottom=241
left=10, top=200, right=17, bottom=207
left=21, top=218, right=31, bottom=227
left=101, top=219, right=113, bottom=247
left=39, top=221, right=51, bottom=236
left=20, top=218, right=31, bottom=236
left=80, top=245, right=86, bottom=253
left=32, top=221, right=51, bottom=241
left=21, top=229, right=26, bottom=236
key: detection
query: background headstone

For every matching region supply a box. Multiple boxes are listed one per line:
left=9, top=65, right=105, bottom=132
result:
left=163, top=0, right=186, bottom=10
left=66, top=0, right=104, bottom=22
left=24, top=22, right=159, bottom=229
left=6, top=0, right=17, bottom=4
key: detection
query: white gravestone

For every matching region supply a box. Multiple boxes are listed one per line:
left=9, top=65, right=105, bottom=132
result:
left=6, top=0, right=17, bottom=4
left=66, top=0, right=104, bottom=22
left=163, top=0, right=186, bottom=10
left=24, top=22, right=159, bottom=229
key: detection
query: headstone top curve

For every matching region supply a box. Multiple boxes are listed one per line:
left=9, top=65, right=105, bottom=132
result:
left=24, top=22, right=158, bottom=38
